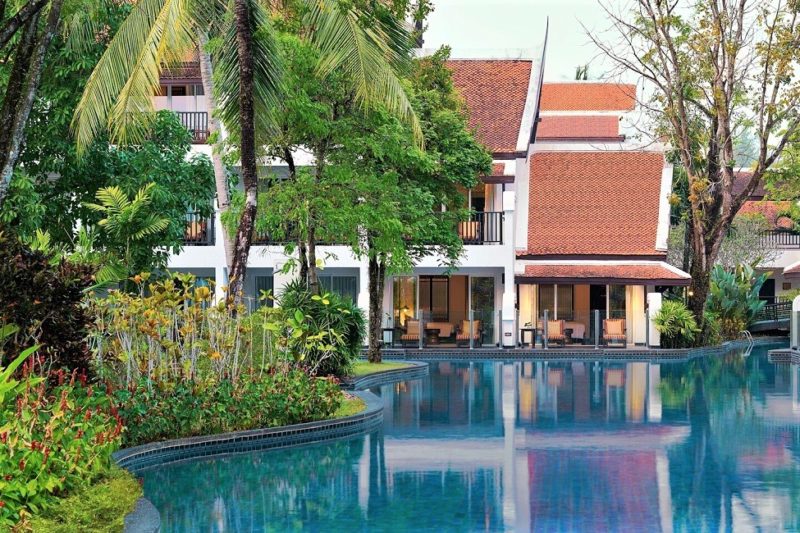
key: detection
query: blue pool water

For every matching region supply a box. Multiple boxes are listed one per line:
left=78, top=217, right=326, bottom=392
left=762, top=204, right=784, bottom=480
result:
left=141, top=346, right=800, bottom=532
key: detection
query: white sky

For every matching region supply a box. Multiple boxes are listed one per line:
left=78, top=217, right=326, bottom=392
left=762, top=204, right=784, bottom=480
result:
left=423, top=0, right=618, bottom=81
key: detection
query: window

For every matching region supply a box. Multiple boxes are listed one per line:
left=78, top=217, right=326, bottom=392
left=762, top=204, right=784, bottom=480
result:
left=538, top=284, right=574, bottom=319
left=557, top=285, right=574, bottom=320
left=538, top=284, right=555, bottom=319
left=609, top=285, right=626, bottom=319
left=193, top=84, right=204, bottom=96
left=419, top=276, right=449, bottom=321
left=319, top=275, right=357, bottom=303
left=255, top=276, right=274, bottom=308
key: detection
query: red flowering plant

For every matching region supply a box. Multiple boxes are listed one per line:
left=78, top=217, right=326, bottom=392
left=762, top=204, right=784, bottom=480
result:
left=0, top=350, right=123, bottom=528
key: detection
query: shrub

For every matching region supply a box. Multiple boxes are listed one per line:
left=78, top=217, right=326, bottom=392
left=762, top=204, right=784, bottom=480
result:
left=277, top=279, right=365, bottom=377
left=0, top=231, right=95, bottom=372
left=654, top=300, right=701, bottom=349
left=26, top=466, right=142, bottom=533
left=706, top=264, right=767, bottom=339
left=0, top=356, right=123, bottom=527
left=115, top=368, right=343, bottom=447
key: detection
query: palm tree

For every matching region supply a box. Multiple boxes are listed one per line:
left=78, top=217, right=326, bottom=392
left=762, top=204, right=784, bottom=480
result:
left=72, top=0, right=420, bottom=299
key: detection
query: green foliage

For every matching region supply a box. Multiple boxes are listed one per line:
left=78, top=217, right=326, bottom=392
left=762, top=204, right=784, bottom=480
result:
left=27, top=466, right=142, bottom=533
left=115, top=369, right=342, bottom=447
left=276, top=279, right=366, bottom=377
left=84, top=182, right=170, bottom=277
left=0, top=232, right=96, bottom=372
left=706, top=264, right=768, bottom=339
left=654, top=300, right=701, bottom=349
left=0, top=362, right=123, bottom=528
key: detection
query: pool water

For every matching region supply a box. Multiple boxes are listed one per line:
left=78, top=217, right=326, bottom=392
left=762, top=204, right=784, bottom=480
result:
left=141, top=346, right=800, bottom=532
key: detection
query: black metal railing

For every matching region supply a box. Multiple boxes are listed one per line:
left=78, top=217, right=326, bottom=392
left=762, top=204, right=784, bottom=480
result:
left=183, top=212, right=214, bottom=246
left=753, top=301, right=792, bottom=323
left=175, top=111, right=209, bottom=143
left=458, top=211, right=503, bottom=245
left=760, top=229, right=800, bottom=248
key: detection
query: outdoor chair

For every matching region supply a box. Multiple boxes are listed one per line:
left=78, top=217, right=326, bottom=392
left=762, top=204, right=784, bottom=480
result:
left=457, top=220, right=480, bottom=243
left=545, top=320, right=567, bottom=347
left=400, top=320, right=420, bottom=347
left=185, top=220, right=206, bottom=242
left=456, top=320, right=482, bottom=347
left=602, top=319, right=627, bottom=346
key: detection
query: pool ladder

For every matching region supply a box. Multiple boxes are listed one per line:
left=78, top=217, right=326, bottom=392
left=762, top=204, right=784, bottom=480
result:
left=740, top=330, right=754, bottom=356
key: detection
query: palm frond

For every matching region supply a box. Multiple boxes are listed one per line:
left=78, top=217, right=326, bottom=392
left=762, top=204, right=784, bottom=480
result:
left=72, top=0, right=196, bottom=152
left=214, top=0, right=283, bottom=140
left=306, top=0, right=422, bottom=145
left=132, top=215, right=170, bottom=239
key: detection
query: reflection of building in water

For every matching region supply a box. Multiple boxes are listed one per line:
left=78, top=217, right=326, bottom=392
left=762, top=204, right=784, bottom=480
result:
left=515, top=360, right=664, bottom=425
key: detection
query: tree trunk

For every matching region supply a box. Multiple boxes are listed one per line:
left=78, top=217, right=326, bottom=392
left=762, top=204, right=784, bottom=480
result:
left=367, top=253, right=386, bottom=363
left=307, top=223, right=319, bottom=294
left=196, top=31, right=233, bottom=271
left=228, top=0, right=258, bottom=300
left=0, top=0, right=64, bottom=207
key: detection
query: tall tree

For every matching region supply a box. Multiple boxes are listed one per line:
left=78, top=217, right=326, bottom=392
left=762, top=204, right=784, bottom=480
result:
left=71, top=0, right=420, bottom=300
left=0, top=0, right=65, bottom=205
left=589, top=0, right=800, bottom=327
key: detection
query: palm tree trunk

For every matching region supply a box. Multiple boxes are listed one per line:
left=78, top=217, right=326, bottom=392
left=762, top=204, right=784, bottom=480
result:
left=196, top=31, right=233, bottom=271
left=228, top=0, right=258, bottom=300
left=0, top=0, right=64, bottom=207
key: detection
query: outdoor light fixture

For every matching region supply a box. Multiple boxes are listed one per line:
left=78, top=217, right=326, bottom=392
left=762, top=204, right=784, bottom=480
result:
left=687, top=289, right=694, bottom=297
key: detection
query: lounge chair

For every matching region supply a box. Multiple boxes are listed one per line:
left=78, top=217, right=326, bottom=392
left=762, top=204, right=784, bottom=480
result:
left=602, top=319, right=627, bottom=346
left=456, top=320, right=482, bottom=347
left=400, top=320, right=420, bottom=347
left=185, top=220, right=207, bottom=242
left=545, top=319, right=566, bottom=347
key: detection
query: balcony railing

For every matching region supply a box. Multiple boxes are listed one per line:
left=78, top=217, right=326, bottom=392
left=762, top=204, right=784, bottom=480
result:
left=175, top=111, right=209, bottom=144
left=458, top=211, right=503, bottom=245
left=184, top=212, right=214, bottom=246
left=760, top=229, right=800, bottom=248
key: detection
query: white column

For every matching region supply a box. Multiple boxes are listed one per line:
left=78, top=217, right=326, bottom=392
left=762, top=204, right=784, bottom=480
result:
left=501, top=191, right=517, bottom=347
left=647, top=292, right=663, bottom=347
left=357, top=264, right=370, bottom=316
left=272, top=261, right=294, bottom=301
left=214, top=265, right=227, bottom=303
left=791, top=295, right=800, bottom=348
left=626, top=285, right=647, bottom=345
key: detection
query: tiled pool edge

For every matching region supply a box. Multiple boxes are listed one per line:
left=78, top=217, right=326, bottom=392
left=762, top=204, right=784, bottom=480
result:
left=113, top=390, right=383, bottom=474
left=343, top=361, right=429, bottom=390
left=379, top=336, right=788, bottom=363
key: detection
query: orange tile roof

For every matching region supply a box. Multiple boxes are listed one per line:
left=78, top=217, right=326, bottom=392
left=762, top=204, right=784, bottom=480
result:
left=784, top=262, right=800, bottom=276
left=537, top=116, right=621, bottom=140
left=738, top=200, right=791, bottom=229
left=447, top=59, right=533, bottom=155
left=525, top=151, right=666, bottom=257
left=540, top=83, right=636, bottom=112
left=521, top=263, right=690, bottom=285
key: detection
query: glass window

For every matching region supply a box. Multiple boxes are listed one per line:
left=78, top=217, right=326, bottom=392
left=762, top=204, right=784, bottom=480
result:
left=609, top=285, right=626, bottom=319
left=538, top=284, right=555, bottom=319
left=255, top=276, right=274, bottom=308
left=393, top=277, right=416, bottom=327
left=193, top=84, right=205, bottom=96
left=471, top=277, right=495, bottom=345
left=319, top=275, right=357, bottom=303
left=170, top=85, right=187, bottom=96
left=557, top=285, right=574, bottom=320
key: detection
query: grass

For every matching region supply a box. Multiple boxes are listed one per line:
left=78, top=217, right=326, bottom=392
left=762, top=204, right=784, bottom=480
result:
left=350, top=361, right=412, bottom=377
left=334, top=396, right=366, bottom=418
left=28, top=466, right=142, bottom=533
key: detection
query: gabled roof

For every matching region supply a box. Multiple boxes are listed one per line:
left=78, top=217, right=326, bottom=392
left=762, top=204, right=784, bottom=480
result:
left=447, top=59, right=534, bottom=156
left=537, top=116, right=622, bottom=141
left=540, top=82, right=636, bottom=112
left=738, top=200, right=792, bottom=229
left=524, top=151, right=666, bottom=257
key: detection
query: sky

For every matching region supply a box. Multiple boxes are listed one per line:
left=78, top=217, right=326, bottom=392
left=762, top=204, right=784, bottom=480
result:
left=423, top=0, right=619, bottom=81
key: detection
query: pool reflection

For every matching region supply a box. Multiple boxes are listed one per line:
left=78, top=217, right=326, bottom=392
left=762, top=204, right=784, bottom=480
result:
left=142, top=348, right=800, bottom=532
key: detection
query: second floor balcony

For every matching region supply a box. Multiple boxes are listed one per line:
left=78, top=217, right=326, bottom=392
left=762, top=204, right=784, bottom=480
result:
left=175, top=111, right=209, bottom=144
left=458, top=211, right=504, bottom=245
left=760, top=229, right=800, bottom=249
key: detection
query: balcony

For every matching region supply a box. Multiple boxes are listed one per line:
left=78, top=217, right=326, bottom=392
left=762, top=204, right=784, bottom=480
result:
left=760, top=229, right=800, bottom=248
left=183, top=212, right=215, bottom=246
left=458, top=211, right=504, bottom=245
left=175, top=111, right=209, bottom=144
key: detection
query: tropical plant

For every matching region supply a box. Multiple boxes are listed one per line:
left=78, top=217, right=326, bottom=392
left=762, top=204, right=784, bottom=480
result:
left=0, top=231, right=96, bottom=371
left=276, top=279, right=365, bottom=377
left=84, top=182, right=170, bottom=278
left=653, top=299, right=700, bottom=349
left=0, top=356, right=123, bottom=528
left=706, top=264, right=768, bottom=339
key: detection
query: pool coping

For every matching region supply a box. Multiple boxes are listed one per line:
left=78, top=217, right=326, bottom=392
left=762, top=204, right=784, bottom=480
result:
left=113, top=390, right=383, bottom=474
left=378, top=336, right=788, bottom=363
left=343, top=361, right=429, bottom=390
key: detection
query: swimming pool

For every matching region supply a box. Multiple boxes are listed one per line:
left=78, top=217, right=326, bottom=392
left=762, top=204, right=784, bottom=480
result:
left=140, top=346, right=800, bottom=531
